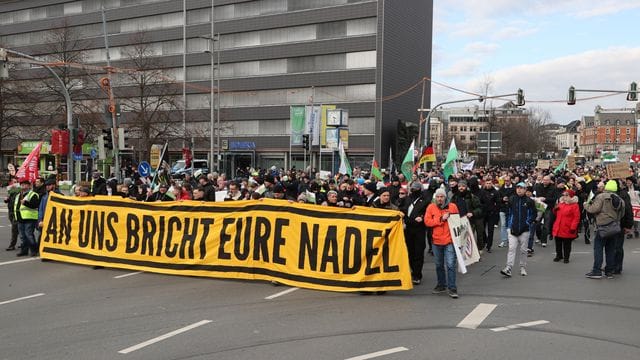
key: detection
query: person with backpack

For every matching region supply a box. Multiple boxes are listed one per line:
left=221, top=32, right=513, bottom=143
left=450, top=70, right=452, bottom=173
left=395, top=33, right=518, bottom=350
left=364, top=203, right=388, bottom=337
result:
left=584, top=180, right=625, bottom=279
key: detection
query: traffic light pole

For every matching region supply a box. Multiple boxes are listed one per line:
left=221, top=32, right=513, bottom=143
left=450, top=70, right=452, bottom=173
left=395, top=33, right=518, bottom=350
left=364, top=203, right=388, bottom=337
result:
left=101, top=5, right=121, bottom=182
left=1, top=48, right=75, bottom=183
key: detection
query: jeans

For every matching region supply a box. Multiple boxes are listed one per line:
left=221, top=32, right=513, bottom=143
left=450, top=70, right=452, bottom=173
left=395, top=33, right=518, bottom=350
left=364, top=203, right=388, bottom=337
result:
left=18, top=220, right=37, bottom=255
left=592, top=231, right=616, bottom=275
left=484, top=214, right=499, bottom=250
left=499, top=211, right=508, bottom=243
left=527, top=223, right=536, bottom=250
left=433, top=243, right=457, bottom=290
left=612, top=232, right=625, bottom=273
left=507, top=231, right=529, bottom=269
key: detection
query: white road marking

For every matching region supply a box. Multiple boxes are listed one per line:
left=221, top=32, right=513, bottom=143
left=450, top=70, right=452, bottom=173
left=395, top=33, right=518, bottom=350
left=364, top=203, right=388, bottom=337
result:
left=632, top=251, right=640, bottom=254
left=0, top=293, right=45, bottom=306
left=345, top=347, right=409, bottom=360
left=118, top=320, right=212, bottom=354
left=114, top=271, right=143, bottom=279
left=457, top=303, right=498, bottom=329
left=491, top=320, right=550, bottom=332
left=0, top=257, right=39, bottom=266
left=265, top=287, right=299, bottom=300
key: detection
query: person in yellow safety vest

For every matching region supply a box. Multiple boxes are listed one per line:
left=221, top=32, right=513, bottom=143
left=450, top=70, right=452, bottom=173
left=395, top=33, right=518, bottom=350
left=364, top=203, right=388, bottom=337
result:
left=15, top=179, right=40, bottom=257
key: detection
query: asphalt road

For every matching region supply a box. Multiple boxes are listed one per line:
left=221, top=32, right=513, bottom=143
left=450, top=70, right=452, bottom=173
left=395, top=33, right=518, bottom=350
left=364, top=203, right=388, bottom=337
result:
left=2, top=209, right=640, bottom=360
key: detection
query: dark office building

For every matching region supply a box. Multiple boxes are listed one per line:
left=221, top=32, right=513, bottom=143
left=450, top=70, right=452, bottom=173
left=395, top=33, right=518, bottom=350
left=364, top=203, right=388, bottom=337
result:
left=0, top=0, right=432, bottom=178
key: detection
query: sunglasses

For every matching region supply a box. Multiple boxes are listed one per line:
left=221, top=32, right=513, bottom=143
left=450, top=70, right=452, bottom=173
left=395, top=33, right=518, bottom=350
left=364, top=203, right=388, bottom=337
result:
left=399, top=192, right=407, bottom=195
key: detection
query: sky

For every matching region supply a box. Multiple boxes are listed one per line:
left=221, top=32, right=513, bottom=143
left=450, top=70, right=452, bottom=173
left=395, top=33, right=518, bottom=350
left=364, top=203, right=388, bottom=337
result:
left=431, top=0, right=640, bottom=125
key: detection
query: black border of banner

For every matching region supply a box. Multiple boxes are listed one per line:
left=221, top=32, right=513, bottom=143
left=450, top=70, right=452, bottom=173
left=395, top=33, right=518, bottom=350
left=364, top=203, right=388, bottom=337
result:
left=49, top=195, right=401, bottom=223
left=42, top=247, right=402, bottom=288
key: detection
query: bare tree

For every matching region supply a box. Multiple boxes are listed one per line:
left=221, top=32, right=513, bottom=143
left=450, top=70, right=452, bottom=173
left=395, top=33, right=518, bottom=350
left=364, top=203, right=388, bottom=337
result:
left=119, top=33, right=184, bottom=161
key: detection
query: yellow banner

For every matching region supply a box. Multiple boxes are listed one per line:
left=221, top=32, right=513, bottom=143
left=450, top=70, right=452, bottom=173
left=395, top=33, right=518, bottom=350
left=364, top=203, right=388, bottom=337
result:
left=40, top=194, right=412, bottom=292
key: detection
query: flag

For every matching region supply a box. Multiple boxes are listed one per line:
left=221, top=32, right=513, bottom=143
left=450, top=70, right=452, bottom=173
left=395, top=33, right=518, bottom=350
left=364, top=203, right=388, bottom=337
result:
left=15, top=141, right=43, bottom=184
left=412, top=143, right=436, bottom=172
left=418, top=143, right=436, bottom=164
left=443, top=138, right=458, bottom=181
left=554, top=147, right=572, bottom=173
left=401, top=140, right=415, bottom=181
left=338, top=140, right=352, bottom=176
left=371, top=157, right=383, bottom=181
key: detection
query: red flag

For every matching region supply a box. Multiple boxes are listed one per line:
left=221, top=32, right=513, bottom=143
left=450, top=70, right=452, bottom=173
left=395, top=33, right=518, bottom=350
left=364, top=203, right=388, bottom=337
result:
left=15, top=142, right=43, bottom=183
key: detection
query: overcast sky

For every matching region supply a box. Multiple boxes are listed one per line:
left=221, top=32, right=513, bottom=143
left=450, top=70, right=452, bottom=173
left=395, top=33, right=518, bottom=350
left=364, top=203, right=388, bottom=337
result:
left=432, top=0, right=640, bottom=124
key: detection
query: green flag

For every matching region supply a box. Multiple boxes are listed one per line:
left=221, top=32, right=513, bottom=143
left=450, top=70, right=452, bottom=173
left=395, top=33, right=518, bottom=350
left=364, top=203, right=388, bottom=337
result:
left=401, top=140, right=415, bottom=181
left=371, top=157, right=383, bottom=181
left=443, top=138, right=458, bottom=181
left=338, top=140, right=352, bottom=176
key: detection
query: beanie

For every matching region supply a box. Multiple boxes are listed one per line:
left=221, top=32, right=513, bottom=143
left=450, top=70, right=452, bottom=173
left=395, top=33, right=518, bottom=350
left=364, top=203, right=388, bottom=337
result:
left=604, top=180, right=618, bottom=193
left=434, top=188, right=447, bottom=198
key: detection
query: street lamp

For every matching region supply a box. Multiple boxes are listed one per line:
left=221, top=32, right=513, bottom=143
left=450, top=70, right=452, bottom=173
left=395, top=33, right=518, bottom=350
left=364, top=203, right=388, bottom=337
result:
left=1, top=48, right=75, bottom=183
left=199, top=32, right=221, bottom=172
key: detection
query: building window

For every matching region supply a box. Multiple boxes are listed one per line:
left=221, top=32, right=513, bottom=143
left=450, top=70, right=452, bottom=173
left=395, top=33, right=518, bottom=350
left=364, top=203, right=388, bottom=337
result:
left=626, top=128, right=631, bottom=134
left=605, top=128, right=610, bottom=134
left=616, top=128, right=621, bottom=135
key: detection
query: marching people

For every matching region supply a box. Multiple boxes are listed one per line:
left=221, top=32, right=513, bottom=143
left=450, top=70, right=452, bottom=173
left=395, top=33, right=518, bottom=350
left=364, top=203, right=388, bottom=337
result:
left=450, top=179, right=484, bottom=252
left=501, top=182, right=537, bottom=277
left=401, top=181, right=429, bottom=285
left=479, top=177, right=500, bottom=253
left=4, top=182, right=21, bottom=251
left=15, top=179, right=41, bottom=257
left=584, top=180, right=625, bottom=279
left=498, top=176, right=515, bottom=248
left=424, top=188, right=460, bottom=299
left=551, top=189, right=580, bottom=263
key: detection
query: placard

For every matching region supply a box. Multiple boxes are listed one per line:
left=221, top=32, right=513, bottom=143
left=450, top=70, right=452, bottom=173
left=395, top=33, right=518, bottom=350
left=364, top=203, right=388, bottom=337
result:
left=606, top=162, right=630, bottom=179
left=536, top=159, right=550, bottom=169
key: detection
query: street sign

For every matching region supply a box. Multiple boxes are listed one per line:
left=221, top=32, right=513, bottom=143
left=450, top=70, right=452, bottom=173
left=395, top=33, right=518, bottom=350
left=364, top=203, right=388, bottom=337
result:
left=90, top=148, right=97, bottom=159
left=138, top=161, right=151, bottom=177
left=476, top=131, right=502, bottom=152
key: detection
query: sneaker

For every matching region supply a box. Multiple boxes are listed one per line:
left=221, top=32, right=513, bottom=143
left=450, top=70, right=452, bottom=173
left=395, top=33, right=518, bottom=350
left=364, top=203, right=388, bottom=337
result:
left=563, top=259, right=570, bottom=263
left=541, top=243, right=547, bottom=248
left=605, top=273, right=614, bottom=279
left=498, top=241, right=507, bottom=248
left=520, top=267, right=527, bottom=276
left=412, top=278, right=421, bottom=285
left=500, top=266, right=512, bottom=277
left=432, top=285, right=446, bottom=294
left=585, top=239, right=591, bottom=244
left=585, top=271, right=602, bottom=279
left=535, top=239, right=541, bottom=244
left=448, top=289, right=459, bottom=299
left=553, top=257, right=562, bottom=262
left=5, top=246, right=15, bottom=251
left=486, top=248, right=492, bottom=253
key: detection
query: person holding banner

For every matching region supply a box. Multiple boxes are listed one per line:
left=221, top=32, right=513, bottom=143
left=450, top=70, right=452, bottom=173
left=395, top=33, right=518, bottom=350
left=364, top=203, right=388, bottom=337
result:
left=15, top=179, right=41, bottom=257
left=424, top=188, right=460, bottom=298
left=500, top=182, right=537, bottom=277
left=401, top=181, right=429, bottom=285
left=551, top=189, right=580, bottom=263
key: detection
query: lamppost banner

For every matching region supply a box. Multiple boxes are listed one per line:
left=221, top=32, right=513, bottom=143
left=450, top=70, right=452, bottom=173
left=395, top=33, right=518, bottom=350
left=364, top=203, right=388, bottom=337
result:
left=290, top=106, right=306, bottom=146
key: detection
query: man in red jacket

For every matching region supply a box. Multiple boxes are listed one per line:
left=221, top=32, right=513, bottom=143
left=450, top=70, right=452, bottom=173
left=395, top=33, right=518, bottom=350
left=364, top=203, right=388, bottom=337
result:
left=424, top=188, right=460, bottom=299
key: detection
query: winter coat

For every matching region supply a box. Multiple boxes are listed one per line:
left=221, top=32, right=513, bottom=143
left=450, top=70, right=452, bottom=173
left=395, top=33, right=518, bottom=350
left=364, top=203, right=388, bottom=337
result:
left=506, top=194, right=536, bottom=235
left=424, top=201, right=459, bottom=246
left=552, top=195, right=580, bottom=239
left=450, top=189, right=483, bottom=218
left=584, top=191, right=625, bottom=226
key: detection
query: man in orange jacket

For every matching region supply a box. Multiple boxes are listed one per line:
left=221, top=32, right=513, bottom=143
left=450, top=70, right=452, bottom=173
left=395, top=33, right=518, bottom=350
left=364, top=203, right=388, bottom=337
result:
left=424, top=187, right=460, bottom=299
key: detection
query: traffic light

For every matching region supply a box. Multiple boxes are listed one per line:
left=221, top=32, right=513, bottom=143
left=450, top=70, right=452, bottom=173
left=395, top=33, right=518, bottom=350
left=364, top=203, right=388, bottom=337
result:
left=516, top=88, right=525, bottom=106
left=567, top=86, right=576, bottom=105
left=71, top=128, right=85, bottom=146
left=302, top=134, right=310, bottom=150
left=118, top=127, right=130, bottom=150
left=627, top=82, right=638, bottom=101
left=102, top=128, right=113, bottom=150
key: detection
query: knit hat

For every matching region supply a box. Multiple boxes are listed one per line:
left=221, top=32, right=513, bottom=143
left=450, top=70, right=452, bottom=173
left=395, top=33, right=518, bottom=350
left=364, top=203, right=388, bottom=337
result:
left=564, top=189, right=576, bottom=198
left=604, top=180, right=618, bottom=192
left=410, top=181, right=423, bottom=191
left=457, top=180, right=467, bottom=187
left=434, top=188, right=447, bottom=198
left=364, top=181, right=377, bottom=193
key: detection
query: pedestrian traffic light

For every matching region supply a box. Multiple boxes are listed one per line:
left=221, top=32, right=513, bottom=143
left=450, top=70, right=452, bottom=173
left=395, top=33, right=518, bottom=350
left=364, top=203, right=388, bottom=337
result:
left=516, top=88, right=525, bottom=106
left=102, top=128, right=113, bottom=150
left=627, top=82, right=638, bottom=101
left=302, top=134, right=310, bottom=150
left=567, top=86, right=576, bottom=105
left=118, top=127, right=130, bottom=150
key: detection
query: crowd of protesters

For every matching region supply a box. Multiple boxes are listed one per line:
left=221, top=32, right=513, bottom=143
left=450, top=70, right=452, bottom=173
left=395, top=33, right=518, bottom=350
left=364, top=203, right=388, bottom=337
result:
left=4, top=161, right=637, bottom=298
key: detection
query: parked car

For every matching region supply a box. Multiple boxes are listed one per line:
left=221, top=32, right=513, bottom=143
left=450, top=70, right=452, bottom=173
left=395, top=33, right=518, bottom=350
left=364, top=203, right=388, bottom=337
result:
left=171, top=159, right=208, bottom=178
